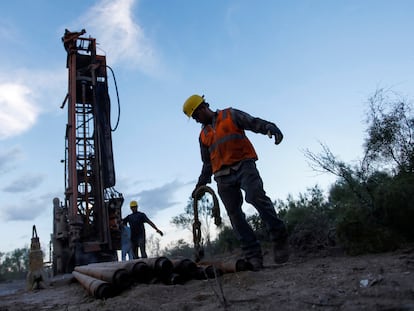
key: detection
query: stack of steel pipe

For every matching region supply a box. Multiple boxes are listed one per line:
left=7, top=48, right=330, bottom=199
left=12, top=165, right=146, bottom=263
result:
left=170, top=257, right=197, bottom=281
left=72, top=270, right=113, bottom=299
left=194, top=263, right=223, bottom=280
left=74, top=264, right=131, bottom=295
left=135, top=256, right=175, bottom=284
left=86, top=260, right=153, bottom=283
left=199, top=258, right=253, bottom=273
left=72, top=256, right=254, bottom=298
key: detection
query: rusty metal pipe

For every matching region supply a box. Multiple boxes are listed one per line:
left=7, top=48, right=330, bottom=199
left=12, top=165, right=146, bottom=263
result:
left=87, top=258, right=170, bottom=282
left=128, top=261, right=153, bottom=283
left=136, top=257, right=173, bottom=279
left=86, top=260, right=153, bottom=283
left=72, top=270, right=113, bottom=299
left=74, top=265, right=131, bottom=289
left=163, top=273, right=185, bottom=285
left=199, top=258, right=252, bottom=273
left=194, top=264, right=223, bottom=279
left=170, top=257, right=197, bottom=280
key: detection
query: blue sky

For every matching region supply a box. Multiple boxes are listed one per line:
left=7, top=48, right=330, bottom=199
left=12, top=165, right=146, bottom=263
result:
left=1, top=0, right=413, bottom=255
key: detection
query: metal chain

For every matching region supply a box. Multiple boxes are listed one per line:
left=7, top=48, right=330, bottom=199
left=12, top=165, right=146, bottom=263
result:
left=192, top=185, right=221, bottom=262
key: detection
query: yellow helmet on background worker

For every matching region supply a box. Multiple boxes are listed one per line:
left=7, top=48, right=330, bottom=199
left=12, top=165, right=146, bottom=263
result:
left=130, top=200, right=138, bottom=208
left=183, top=94, right=204, bottom=117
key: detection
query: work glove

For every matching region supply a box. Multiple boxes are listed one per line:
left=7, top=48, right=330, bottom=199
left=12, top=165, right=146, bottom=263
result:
left=267, top=128, right=283, bottom=145
left=191, top=184, right=205, bottom=198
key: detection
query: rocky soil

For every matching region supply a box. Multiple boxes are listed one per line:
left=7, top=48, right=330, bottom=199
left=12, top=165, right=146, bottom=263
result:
left=0, top=246, right=413, bottom=311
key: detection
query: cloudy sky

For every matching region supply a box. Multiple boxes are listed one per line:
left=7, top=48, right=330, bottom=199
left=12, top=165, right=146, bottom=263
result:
left=1, top=0, right=413, bottom=255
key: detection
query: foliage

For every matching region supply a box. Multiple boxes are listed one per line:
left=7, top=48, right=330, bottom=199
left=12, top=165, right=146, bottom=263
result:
left=0, top=247, right=30, bottom=281
left=246, top=214, right=268, bottom=242
left=171, top=194, right=220, bottom=248
left=146, top=235, right=161, bottom=257
left=276, top=186, right=337, bottom=253
left=373, top=171, right=414, bottom=241
left=162, top=239, right=194, bottom=258
left=363, top=89, right=414, bottom=174
left=304, top=89, right=414, bottom=254
left=209, top=225, right=240, bottom=255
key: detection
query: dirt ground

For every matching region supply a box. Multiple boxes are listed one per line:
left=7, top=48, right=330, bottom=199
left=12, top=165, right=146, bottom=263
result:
left=0, top=246, right=413, bottom=311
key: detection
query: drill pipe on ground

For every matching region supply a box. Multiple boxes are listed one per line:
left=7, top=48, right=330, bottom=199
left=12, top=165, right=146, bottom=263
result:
left=199, top=258, right=253, bottom=273
left=74, top=256, right=251, bottom=299
left=74, top=265, right=131, bottom=290
left=86, top=260, right=153, bottom=283
left=194, top=264, right=223, bottom=280
left=125, top=260, right=153, bottom=283
left=163, top=273, right=185, bottom=285
left=72, top=270, right=113, bottom=299
left=170, top=257, right=198, bottom=281
left=135, top=257, right=173, bottom=280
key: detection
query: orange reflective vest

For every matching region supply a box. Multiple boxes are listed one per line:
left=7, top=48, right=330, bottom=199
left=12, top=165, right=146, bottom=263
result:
left=200, top=108, right=258, bottom=173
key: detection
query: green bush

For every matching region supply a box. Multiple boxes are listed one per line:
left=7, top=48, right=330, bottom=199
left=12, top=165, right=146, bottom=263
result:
left=375, top=172, right=414, bottom=242
left=336, top=212, right=401, bottom=255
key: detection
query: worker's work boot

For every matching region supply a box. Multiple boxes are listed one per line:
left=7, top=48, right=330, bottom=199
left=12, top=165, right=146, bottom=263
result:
left=273, top=238, right=289, bottom=264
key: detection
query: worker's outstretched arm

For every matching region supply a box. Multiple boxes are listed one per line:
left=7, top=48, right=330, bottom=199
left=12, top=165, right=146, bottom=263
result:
left=148, top=220, right=163, bottom=236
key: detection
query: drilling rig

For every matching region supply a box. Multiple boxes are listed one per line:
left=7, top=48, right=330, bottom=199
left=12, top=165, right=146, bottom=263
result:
left=52, top=29, right=124, bottom=275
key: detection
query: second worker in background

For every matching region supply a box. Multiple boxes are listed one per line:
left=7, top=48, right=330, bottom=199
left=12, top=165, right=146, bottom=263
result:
left=124, top=200, right=163, bottom=259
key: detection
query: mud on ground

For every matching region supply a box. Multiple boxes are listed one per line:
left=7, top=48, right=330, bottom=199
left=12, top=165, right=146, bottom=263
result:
left=0, top=246, right=413, bottom=311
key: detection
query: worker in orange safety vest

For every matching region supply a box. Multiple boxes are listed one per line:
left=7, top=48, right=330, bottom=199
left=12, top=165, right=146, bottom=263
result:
left=183, top=94, right=289, bottom=271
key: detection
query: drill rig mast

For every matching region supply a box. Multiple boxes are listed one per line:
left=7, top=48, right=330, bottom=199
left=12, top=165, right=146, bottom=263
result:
left=52, top=29, right=124, bottom=275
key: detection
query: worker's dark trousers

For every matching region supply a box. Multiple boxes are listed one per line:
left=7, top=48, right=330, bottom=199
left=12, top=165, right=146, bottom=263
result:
left=132, top=237, right=148, bottom=259
left=215, top=160, right=287, bottom=260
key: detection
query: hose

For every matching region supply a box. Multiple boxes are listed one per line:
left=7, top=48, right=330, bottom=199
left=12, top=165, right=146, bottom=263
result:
left=106, top=65, right=121, bottom=132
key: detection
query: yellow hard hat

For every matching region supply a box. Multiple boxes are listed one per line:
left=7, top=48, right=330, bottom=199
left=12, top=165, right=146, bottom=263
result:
left=183, top=94, right=204, bottom=117
left=130, top=200, right=138, bottom=208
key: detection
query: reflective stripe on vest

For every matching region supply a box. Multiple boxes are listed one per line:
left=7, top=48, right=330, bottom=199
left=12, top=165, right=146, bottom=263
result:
left=200, top=108, right=257, bottom=173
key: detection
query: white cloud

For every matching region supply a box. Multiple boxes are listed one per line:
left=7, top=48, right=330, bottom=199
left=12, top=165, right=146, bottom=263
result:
left=22, top=69, right=66, bottom=111
left=77, top=0, right=159, bottom=74
left=0, top=66, right=66, bottom=140
left=0, top=83, right=39, bottom=140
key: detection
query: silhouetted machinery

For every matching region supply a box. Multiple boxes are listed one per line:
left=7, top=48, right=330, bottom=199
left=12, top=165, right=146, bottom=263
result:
left=52, top=29, right=124, bottom=275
